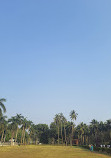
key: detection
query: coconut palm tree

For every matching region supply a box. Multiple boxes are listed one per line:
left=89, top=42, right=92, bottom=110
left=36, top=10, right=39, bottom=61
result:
left=21, top=117, right=27, bottom=145
left=76, top=123, right=84, bottom=145
left=0, top=98, right=6, bottom=116
left=49, top=122, right=57, bottom=144
left=26, top=120, right=33, bottom=144
left=98, top=121, right=105, bottom=145
left=76, top=122, right=88, bottom=145
left=65, top=121, right=74, bottom=145
left=106, top=119, right=111, bottom=139
left=20, top=118, right=32, bottom=145
left=15, top=114, right=24, bottom=143
left=54, top=114, right=60, bottom=144
left=70, top=110, right=78, bottom=146
left=62, top=116, right=67, bottom=145
left=59, top=113, right=64, bottom=144
left=0, top=115, right=7, bottom=143
left=8, top=117, right=18, bottom=146
left=90, top=119, right=99, bottom=145
left=29, top=124, right=39, bottom=144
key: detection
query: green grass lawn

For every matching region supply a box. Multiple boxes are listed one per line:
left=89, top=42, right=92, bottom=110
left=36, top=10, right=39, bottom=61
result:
left=0, top=145, right=110, bottom=158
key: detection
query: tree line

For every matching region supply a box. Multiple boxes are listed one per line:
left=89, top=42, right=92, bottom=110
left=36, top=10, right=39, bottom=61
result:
left=0, top=98, right=111, bottom=146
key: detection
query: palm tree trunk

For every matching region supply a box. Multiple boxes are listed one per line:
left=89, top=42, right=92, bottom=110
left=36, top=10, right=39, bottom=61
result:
left=4, top=134, right=6, bottom=143
left=21, top=127, right=24, bottom=144
left=15, top=127, right=19, bottom=143
left=52, top=137, right=55, bottom=144
left=23, top=127, right=25, bottom=145
left=1, top=130, right=4, bottom=142
left=11, top=131, right=14, bottom=146
left=71, top=125, right=74, bottom=146
left=28, top=127, right=30, bottom=145
left=61, top=122, right=63, bottom=145
left=64, top=124, right=67, bottom=146
left=35, top=137, right=38, bottom=145
left=109, top=130, right=111, bottom=139
left=58, top=125, right=59, bottom=144
left=70, top=134, right=72, bottom=146
left=83, top=135, right=84, bottom=145
left=28, top=136, right=30, bottom=145
left=81, top=134, right=82, bottom=145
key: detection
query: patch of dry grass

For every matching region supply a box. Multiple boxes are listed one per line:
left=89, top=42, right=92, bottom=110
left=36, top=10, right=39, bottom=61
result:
left=0, top=145, right=110, bottom=158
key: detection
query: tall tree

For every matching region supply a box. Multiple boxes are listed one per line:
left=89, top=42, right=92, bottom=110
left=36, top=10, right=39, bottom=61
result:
left=70, top=110, right=78, bottom=146
left=89, top=119, right=99, bottom=145
left=54, top=114, right=60, bottom=144
left=26, top=120, right=33, bottom=144
left=62, top=116, right=67, bottom=145
left=8, top=117, right=18, bottom=146
left=30, top=124, right=39, bottom=145
left=65, top=121, right=73, bottom=145
left=0, top=115, right=7, bottom=143
left=59, top=113, right=64, bottom=144
left=15, top=114, right=24, bottom=143
left=106, top=119, right=111, bottom=139
left=21, top=117, right=28, bottom=145
left=49, top=122, right=57, bottom=144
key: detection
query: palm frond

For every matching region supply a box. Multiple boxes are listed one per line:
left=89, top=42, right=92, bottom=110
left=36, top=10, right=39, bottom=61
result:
left=0, top=102, right=6, bottom=113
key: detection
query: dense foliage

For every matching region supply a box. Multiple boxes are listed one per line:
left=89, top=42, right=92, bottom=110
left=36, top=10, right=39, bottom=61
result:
left=0, top=98, right=111, bottom=147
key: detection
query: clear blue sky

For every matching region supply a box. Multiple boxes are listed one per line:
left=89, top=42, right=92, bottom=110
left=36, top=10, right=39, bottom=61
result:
left=0, top=0, right=111, bottom=125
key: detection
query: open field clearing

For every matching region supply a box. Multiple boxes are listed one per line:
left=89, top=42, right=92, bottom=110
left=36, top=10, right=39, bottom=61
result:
left=0, top=145, right=110, bottom=158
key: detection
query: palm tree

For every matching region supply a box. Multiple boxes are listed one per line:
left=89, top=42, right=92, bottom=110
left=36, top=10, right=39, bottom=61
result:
left=98, top=121, right=105, bottom=145
left=29, top=124, right=39, bottom=145
left=0, top=98, right=6, bottom=116
left=8, top=117, right=18, bottom=146
left=26, top=120, right=33, bottom=144
left=0, top=115, right=7, bottom=143
left=70, top=110, right=78, bottom=146
left=21, top=117, right=27, bottom=145
left=65, top=121, right=74, bottom=145
left=83, top=124, right=89, bottom=145
left=59, top=113, right=64, bottom=144
left=76, top=122, right=88, bottom=145
left=21, top=118, right=32, bottom=145
left=90, top=119, right=99, bottom=145
left=76, top=123, right=84, bottom=145
left=54, top=114, right=60, bottom=144
left=62, top=116, right=67, bottom=145
left=15, top=114, right=24, bottom=143
left=106, top=119, right=111, bottom=139
left=49, top=122, right=57, bottom=144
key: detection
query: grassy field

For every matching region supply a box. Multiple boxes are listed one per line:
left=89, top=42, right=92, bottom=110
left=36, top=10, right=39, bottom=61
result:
left=0, top=145, right=110, bottom=158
